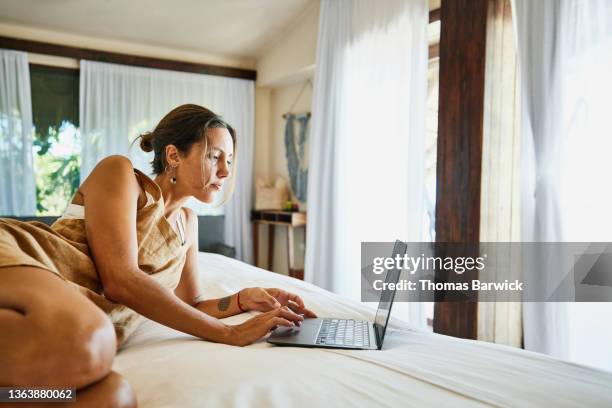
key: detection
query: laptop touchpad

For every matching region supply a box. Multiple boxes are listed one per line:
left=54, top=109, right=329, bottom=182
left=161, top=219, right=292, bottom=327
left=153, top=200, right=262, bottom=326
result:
left=269, top=318, right=321, bottom=343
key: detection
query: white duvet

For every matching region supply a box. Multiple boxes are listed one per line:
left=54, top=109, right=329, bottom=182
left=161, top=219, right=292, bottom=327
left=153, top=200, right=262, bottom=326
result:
left=114, top=253, right=612, bottom=407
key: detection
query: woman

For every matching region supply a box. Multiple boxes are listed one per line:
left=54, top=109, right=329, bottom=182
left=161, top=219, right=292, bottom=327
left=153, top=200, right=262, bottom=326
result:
left=0, top=104, right=315, bottom=407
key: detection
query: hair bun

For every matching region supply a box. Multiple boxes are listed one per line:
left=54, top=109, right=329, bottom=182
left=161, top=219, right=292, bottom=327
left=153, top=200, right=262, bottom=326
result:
left=139, top=132, right=154, bottom=152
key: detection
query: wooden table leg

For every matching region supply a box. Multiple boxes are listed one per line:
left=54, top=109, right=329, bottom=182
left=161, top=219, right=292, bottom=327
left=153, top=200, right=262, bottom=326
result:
left=300, top=226, right=306, bottom=280
left=253, top=223, right=259, bottom=267
left=287, top=225, right=304, bottom=280
left=267, top=224, right=275, bottom=270
left=287, top=225, right=295, bottom=273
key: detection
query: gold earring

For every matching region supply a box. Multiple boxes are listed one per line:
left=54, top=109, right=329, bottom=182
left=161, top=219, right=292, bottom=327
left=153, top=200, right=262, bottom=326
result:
left=166, top=165, right=177, bottom=184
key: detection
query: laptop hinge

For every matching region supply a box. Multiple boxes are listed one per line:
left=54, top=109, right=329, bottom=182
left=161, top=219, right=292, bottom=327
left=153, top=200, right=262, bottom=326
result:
left=373, top=324, right=382, bottom=349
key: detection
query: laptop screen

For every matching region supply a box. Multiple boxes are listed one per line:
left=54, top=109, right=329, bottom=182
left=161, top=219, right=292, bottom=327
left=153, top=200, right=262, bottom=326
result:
left=373, top=240, right=407, bottom=344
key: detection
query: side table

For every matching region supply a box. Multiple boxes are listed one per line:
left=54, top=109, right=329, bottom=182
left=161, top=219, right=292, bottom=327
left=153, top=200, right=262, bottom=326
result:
left=251, top=210, right=307, bottom=280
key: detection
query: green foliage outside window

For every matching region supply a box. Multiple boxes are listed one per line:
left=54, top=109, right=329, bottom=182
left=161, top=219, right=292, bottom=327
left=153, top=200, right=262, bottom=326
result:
left=33, top=123, right=81, bottom=215
left=30, top=65, right=80, bottom=215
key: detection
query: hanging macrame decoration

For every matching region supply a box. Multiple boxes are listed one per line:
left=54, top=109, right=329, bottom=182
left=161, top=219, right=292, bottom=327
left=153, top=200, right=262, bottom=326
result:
left=284, top=113, right=310, bottom=203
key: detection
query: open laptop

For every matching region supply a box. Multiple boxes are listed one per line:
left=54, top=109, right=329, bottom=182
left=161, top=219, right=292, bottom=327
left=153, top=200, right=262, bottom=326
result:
left=267, top=240, right=407, bottom=350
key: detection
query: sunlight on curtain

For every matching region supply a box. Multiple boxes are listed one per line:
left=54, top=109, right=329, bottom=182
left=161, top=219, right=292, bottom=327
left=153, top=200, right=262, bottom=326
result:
left=558, top=2, right=612, bottom=372
left=306, top=0, right=428, bottom=326
left=0, top=49, right=35, bottom=216
left=513, top=0, right=612, bottom=370
left=478, top=0, right=523, bottom=348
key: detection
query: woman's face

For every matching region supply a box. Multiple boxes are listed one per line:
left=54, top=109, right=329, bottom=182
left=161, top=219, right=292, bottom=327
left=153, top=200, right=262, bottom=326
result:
left=179, top=127, right=234, bottom=203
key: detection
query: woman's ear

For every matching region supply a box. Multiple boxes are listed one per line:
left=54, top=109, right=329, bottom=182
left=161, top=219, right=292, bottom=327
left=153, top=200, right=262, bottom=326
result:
left=165, top=144, right=181, bottom=167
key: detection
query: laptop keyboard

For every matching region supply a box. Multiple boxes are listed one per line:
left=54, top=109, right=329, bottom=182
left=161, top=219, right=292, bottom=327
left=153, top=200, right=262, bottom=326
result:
left=315, top=319, right=370, bottom=347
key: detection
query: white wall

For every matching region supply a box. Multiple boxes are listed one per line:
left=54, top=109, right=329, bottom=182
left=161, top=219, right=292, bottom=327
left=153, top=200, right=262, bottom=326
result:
left=254, top=88, right=273, bottom=180
left=253, top=1, right=319, bottom=275
left=0, top=20, right=255, bottom=69
left=256, top=1, right=319, bottom=87
left=268, top=82, right=313, bottom=198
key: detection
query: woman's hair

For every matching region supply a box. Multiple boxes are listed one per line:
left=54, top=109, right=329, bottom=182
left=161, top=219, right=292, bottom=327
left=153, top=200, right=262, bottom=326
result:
left=133, top=104, right=237, bottom=204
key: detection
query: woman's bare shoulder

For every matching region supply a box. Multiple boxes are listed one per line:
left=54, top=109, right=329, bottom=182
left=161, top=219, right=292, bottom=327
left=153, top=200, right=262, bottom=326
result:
left=79, top=155, right=141, bottom=198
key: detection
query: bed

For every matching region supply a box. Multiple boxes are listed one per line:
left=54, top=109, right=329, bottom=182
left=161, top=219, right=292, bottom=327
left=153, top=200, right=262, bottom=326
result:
left=113, top=253, right=612, bottom=407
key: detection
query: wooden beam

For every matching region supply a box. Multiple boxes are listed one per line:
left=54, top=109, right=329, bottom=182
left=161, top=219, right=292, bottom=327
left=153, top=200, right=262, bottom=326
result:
left=429, top=43, right=440, bottom=60
left=433, top=0, right=489, bottom=340
left=429, top=8, right=441, bottom=59
left=430, top=8, right=441, bottom=23
left=0, top=36, right=256, bottom=80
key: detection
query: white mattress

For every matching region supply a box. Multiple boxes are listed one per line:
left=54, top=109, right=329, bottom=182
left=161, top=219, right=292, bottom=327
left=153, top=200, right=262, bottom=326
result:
left=113, top=253, right=612, bottom=407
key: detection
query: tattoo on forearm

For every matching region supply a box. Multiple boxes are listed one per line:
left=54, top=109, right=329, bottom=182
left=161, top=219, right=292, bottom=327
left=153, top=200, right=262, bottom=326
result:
left=218, top=296, right=231, bottom=311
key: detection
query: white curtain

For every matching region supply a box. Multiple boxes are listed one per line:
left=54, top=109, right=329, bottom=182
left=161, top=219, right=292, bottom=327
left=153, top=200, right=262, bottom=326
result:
left=0, top=49, right=36, bottom=216
left=513, top=0, right=612, bottom=367
left=80, top=61, right=254, bottom=263
left=305, top=0, right=428, bottom=325
left=222, top=79, right=254, bottom=265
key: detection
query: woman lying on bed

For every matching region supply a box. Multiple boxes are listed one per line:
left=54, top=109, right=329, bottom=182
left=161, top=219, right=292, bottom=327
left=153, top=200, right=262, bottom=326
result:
left=0, top=104, right=316, bottom=407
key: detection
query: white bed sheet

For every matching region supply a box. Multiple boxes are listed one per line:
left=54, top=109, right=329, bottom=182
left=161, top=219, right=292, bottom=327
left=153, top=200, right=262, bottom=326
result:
left=114, top=253, right=612, bottom=407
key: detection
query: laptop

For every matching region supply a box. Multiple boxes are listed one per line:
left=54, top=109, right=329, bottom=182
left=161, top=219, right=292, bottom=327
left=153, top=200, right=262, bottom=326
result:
left=267, top=240, right=407, bottom=350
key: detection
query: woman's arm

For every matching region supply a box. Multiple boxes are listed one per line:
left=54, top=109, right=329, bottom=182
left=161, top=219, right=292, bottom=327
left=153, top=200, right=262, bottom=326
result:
left=194, top=294, right=243, bottom=319
left=174, top=208, right=316, bottom=319
left=174, top=208, right=245, bottom=318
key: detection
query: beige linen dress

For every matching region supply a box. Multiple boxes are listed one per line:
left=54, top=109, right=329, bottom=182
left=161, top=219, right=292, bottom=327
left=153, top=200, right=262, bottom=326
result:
left=0, top=169, right=189, bottom=346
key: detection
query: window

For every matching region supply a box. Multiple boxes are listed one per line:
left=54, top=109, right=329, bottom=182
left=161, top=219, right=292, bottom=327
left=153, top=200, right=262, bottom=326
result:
left=30, top=65, right=80, bottom=215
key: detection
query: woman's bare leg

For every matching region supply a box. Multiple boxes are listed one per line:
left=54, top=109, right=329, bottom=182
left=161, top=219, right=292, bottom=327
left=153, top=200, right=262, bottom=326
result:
left=0, top=266, right=136, bottom=407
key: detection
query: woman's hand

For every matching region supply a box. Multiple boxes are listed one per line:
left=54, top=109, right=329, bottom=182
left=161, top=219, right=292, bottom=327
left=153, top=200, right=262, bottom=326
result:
left=228, top=306, right=304, bottom=346
left=238, top=287, right=317, bottom=318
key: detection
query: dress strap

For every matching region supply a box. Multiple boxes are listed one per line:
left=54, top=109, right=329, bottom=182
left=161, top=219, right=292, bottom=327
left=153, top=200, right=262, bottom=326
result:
left=176, top=208, right=186, bottom=246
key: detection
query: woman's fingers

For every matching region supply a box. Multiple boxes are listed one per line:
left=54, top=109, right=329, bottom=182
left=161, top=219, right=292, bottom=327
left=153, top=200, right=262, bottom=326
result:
left=287, top=292, right=305, bottom=308
left=286, top=300, right=308, bottom=315
left=302, top=307, right=318, bottom=318
left=270, top=305, right=304, bottom=323
left=268, top=317, right=293, bottom=331
left=250, top=289, right=280, bottom=311
left=264, top=292, right=281, bottom=309
left=286, top=300, right=300, bottom=313
left=281, top=291, right=317, bottom=317
left=233, top=307, right=306, bottom=346
left=261, top=288, right=318, bottom=317
left=286, top=300, right=318, bottom=318
left=267, top=288, right=305, bottom=308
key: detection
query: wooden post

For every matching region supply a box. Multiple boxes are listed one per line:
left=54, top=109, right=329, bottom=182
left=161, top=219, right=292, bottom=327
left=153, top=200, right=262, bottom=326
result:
left=434, top=0, right=489, bottom=340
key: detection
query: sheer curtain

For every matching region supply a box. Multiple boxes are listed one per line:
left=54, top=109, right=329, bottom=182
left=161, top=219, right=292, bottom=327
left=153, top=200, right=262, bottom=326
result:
left=221, top=79, right=254, bottom=264
left=513, top=0, right=612, bottom=368
left=305, top=0, right=428, bottom=325
left=478, top=0, right=522, bottom=348
left=80, top=61, right=254, bottom=262
left=0, top=50, right=36, bottom=216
